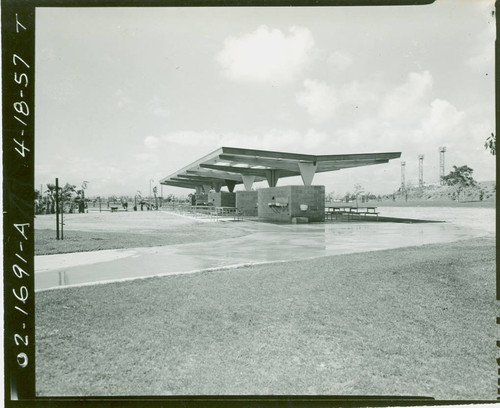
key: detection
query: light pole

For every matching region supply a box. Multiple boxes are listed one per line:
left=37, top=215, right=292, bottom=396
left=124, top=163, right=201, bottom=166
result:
left=81, top=180, right=89, bottom=213
left=135, top=190, right=141, bottom=211
left=149, top=179, right=153, bottom=210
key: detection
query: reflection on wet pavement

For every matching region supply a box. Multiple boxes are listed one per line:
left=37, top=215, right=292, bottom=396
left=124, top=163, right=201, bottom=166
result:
left=35, top=207, right=493, bottom=291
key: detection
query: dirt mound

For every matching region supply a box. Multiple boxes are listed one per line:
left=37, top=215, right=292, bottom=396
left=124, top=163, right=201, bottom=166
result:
left=396, top=180, right=495, bottom=202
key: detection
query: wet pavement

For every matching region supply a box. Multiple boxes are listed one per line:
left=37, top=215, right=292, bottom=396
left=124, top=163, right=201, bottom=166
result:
left=35, top=207, right=494, bottom=291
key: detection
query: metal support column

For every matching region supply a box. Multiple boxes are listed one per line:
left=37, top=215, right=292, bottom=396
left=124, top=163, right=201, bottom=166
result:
left=55, top=177, right=60, bottom=240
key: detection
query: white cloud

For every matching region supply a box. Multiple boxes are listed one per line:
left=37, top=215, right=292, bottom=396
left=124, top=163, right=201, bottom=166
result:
left=295, top=71, right=470, bottom=168
left=161, top=130, right=220, bottom=148
left=296, top=72, right=434, bottom=126
left=421, top=99, right=465, bottom=138
left=144, top=135, right=161, bottom=149
left=114, top=88, right=133, bottom=109
left=161, top=129, right=301, bottom=150
left=302, top=128, right=328, bottom=149
left=148, top=96, right=169, bottom=118
left=292, top=71, right=473, bottom=182
left=296, top=79, right=338, bottom=123
left=327, top=51, right=353, bottom=70
left=296, top=78, right=380, bottom=123
left=216, top=25, right=316, bottom=84
left=466, top=22, right=495, bottom=70
left=379, top=71, right=433, bottom=122
left=155, top=128, right=328, bottom=154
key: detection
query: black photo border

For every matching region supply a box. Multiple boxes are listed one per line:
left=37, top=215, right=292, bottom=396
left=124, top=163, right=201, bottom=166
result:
left=3, top=0, right=498, bottom=406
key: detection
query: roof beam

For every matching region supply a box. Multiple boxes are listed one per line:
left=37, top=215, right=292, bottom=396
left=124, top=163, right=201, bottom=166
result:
left=161, top=181, right=200, bottom=189
left=316, top=152, right=401, bottom=162
left=199, top=163, right=300, bottom=178
left=185, top=169, right=247, bottom=182
left=218, top=154, right=303, bottom=171
left=159, top=147, right=224, bottom=182
left=221, top=146, right=316, bottom=162
left=160, top=147, right=402, bottom=187
left=174, top=175, right=232, bottom=184
left=316, top=159, right=390, bottom=173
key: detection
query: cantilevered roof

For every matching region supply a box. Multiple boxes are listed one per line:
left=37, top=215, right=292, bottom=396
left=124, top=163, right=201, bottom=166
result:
left=160, top=146, right=401, bottom=191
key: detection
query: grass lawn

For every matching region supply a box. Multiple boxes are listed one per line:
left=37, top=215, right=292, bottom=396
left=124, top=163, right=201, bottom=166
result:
left=35, top=224, right=250, bottom=255
left=35, top=236, right=496, bottom=399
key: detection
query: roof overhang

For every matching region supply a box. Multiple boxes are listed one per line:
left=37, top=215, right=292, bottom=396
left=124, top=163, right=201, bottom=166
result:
left=160, top=146, right=401, bottom=191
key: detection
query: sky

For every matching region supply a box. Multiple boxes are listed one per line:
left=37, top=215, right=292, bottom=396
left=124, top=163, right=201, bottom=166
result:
left=35, top=0, right=496, bottom=198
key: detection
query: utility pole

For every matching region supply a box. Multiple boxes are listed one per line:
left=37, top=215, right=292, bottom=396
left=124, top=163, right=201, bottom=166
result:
left=439, top=146, right=446, bottom=185
left=418, top=155, right=424, bottom=187
left=60, top=193, right=64, bottom=240
left=55, top=177, right=60, bottom=240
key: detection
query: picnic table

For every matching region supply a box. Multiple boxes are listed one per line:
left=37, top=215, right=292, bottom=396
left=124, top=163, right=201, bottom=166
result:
left=325, top=206, right=379, bottom=221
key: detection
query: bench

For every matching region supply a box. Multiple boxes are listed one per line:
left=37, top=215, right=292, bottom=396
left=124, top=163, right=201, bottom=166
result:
left=346, top=207, right=379, bottom=221
left=325, top=206, right=352, bottom=220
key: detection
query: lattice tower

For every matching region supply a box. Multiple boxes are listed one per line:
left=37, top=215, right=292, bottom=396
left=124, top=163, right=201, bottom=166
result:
left=418, top=155, right=424, bottom=187
left=439, top=146, right=446, bottom=185
left=401, top=161, right=406, bottom=190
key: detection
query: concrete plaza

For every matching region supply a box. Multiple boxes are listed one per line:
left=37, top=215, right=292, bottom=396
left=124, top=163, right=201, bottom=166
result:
left=34, top=207, right=493, bottom=291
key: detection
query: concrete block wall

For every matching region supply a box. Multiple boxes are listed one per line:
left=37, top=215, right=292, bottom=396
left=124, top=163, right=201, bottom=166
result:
left=208, top=191, right=236, bottom=207
left=221, top=192, right=236, bottom=207
left=195, top=193, right=208, bottom=205
left=258, top=186, right=292, bottom=222
left=290, top=185, right=325, bottom=222
left=257, top=185, right=325, bottom=222
left=235, top=191, right=258, bottom=216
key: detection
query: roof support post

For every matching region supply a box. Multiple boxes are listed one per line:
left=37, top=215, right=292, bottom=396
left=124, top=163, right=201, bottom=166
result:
left=213, top=182, right=222, bottom=193
left=265, top=170, right=280, bottom=187
left=225, top=180, right=236, bottom=192
left=298, top=162, right=317, bottom=186
left=241, top=175, right=256, bottom=191
left=203, top=184, right=211, bottom=193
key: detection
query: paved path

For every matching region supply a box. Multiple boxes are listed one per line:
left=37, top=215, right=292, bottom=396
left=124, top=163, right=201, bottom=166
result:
left=35, top=209, right=492, bottom=291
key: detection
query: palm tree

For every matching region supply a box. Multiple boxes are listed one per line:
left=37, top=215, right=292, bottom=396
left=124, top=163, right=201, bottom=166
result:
left=61, top=183, right=76, bottom=213
left=45, top=183, right=57, bottom=214
left=76, top=181, right=89, bottom=213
